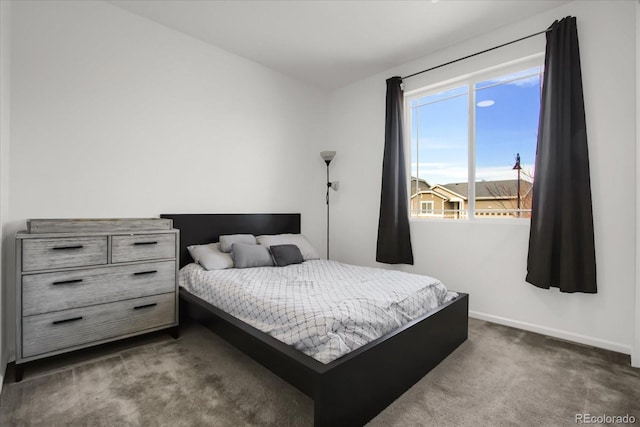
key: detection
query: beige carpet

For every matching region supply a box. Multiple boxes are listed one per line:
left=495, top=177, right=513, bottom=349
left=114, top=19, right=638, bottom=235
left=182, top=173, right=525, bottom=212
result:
left=1, top=318, right=639, bottom=426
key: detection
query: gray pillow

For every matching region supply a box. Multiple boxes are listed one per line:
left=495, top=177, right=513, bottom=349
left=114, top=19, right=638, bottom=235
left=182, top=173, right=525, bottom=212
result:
left=219, top=234, right=257, bottom=253
left=231, top=242, right=274, bottom=268
left=256, top=234, right=320, bottom=260
left=187, top=243, right=234, bottom=270
left=269, top=244, right=304, bottom=267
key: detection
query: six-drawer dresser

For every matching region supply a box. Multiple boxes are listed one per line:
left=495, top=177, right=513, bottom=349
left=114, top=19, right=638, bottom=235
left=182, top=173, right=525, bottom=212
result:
left=15, top=218, right=179, bottom=381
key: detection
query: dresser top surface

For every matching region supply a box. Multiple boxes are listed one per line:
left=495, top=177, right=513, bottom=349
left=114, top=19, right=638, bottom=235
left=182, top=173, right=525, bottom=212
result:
left=17, top=229, right=179, bottom=239
left=26, top=218, right=174, bottom=234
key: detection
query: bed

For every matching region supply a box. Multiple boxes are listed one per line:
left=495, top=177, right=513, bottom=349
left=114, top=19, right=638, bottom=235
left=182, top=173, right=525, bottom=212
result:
left=161, top=213, right=468, bottom=426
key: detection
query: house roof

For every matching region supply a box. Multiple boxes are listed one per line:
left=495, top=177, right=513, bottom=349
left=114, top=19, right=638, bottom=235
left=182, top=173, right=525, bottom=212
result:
left=441, top=180, right=533, bottom=199
left=410, top=177, right=430, bottom=195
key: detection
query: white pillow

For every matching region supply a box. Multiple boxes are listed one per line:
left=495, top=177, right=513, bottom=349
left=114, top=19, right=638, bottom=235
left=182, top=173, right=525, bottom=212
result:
left=187, top=243, right=234, bottom=270
left=256, top=234, right=320, bottom=261
left=219, top=234, right=257, bottom=253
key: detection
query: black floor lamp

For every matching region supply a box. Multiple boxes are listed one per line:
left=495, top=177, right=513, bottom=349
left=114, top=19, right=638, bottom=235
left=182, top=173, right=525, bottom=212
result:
left=320, top=151, right=339, bottom=259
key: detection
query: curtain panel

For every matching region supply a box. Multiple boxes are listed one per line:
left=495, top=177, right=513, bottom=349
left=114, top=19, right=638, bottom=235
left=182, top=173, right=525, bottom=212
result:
left=376, top=77, right=414, bottom=265
left=526, top=17, right=597, bottom=293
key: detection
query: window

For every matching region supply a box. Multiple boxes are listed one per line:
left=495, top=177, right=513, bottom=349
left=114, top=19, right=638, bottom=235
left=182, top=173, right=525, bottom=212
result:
left=407, top=57, right=543, bottom=220
left=420, top=201, right=434, bottom=215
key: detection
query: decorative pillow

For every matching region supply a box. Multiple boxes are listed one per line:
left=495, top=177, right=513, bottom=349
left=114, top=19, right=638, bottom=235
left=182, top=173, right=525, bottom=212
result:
left=187, top=243, right=234, bottom=270
left=256, top=234, right=320, bottom=260
left=269, top=244, right=304, bottom=267
left=219, top=234, right=257, bottom=253
left=231, top=242, right=274, bottom=268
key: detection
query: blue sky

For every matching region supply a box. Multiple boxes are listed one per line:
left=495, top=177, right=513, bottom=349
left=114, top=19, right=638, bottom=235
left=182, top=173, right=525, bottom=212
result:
left=410, top=67, right=541, bottom=186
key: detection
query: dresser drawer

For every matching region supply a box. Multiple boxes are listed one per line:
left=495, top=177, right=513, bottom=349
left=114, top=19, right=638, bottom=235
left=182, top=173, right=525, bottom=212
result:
left=112, top=234, right=175, bottom=263
left=22, top=260, right=176, bottom=316
left=22, top=237, right=108, bottom=272
left=22, top=293, right=175, bottom=358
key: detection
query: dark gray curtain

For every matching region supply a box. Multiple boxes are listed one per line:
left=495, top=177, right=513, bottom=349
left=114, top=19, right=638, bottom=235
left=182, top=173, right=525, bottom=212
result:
left=526, top=17, right=596, bottom=293
left=376, top=76, right=414, bottom=265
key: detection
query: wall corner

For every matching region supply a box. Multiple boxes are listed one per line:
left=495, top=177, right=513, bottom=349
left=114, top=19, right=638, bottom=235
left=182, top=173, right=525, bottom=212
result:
left=632, top=0, right=640, bottom=369
left=0, top=0, right=12, bottom=383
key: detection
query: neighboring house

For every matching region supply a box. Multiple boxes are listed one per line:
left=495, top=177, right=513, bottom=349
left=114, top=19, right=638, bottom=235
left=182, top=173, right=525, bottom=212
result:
left=410, top=177, right=533, bottom=218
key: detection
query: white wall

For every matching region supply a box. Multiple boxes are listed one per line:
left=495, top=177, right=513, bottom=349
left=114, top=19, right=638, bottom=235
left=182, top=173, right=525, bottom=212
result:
left=328, top=1, right=637, bottom=355
left=0, top=0, right=12, bottom=386
left=3, top=0, right=327, bottom=365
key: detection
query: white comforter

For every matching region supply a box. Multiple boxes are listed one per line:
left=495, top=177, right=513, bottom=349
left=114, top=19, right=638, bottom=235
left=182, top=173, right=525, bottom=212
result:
left=179, top=260, right=457, bottom=364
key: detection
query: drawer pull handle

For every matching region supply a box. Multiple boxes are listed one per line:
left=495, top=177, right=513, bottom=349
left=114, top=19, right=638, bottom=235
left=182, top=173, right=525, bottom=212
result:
left=134, top=303, right=157, bottom=310
left=52, top=316, right=83, bottom=325
left=52, top=279, right=84, bottom=285
left=133, top=270, right=157, bottom=276
left=134, top=241, right=158, bottom=246
left=52, top=245, right=84, bottom=250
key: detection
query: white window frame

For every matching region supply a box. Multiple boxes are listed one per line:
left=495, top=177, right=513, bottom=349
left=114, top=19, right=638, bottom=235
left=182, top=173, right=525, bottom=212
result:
left=405, top=53, right=544, bottom=222
left=420, top=200, right=434, bottom=215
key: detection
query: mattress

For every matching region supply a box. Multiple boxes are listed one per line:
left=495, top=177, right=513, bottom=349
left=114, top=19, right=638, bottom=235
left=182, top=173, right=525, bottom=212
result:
left=179, top=259, right=458, bottom=363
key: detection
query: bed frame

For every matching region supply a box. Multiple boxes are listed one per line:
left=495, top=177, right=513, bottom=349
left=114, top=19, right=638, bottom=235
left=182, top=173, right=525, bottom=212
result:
left=161, top=213, right=468, bottom=426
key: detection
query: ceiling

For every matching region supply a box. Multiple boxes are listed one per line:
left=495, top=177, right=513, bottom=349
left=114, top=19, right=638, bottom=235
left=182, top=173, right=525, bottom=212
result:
left=108, top=0, right=569, bottom=90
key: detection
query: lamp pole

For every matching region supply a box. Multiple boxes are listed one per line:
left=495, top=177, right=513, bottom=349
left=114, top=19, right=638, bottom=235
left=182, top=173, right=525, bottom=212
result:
left=320, top=151, right=336, bottom=259
left=326, top=162, right=331, bottom=259
left=512, top=153, right=522, bottom=218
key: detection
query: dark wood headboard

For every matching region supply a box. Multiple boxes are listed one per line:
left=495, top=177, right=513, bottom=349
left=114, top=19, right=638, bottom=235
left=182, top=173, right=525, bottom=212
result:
left=160, top=213, right=301, bottom=268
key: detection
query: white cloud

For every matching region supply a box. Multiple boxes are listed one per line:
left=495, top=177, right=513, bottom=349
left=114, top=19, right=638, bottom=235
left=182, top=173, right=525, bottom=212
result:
left=476, top=164, right=535, bottom=182
left=412, top=161, right=468, bottom=184
left=411, top=163, right=534, bottom=185
left=507, top=75, right=540, bottom=88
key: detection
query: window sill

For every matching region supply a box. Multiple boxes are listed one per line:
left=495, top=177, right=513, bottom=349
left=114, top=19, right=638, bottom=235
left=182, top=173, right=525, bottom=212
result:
left=410, top=216, right=531, bottom=225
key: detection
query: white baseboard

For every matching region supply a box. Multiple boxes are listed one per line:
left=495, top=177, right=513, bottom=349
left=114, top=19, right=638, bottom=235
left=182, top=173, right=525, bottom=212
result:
left=0, top=361, right=5, bottom=391
left=469, top=311, right=632, bottom=356
left=0, top=351, right=10, bottom=391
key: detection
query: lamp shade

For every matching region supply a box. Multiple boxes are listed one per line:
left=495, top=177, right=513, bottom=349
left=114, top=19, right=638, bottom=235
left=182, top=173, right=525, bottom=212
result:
left=320, top=151, right=336, bottom=164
